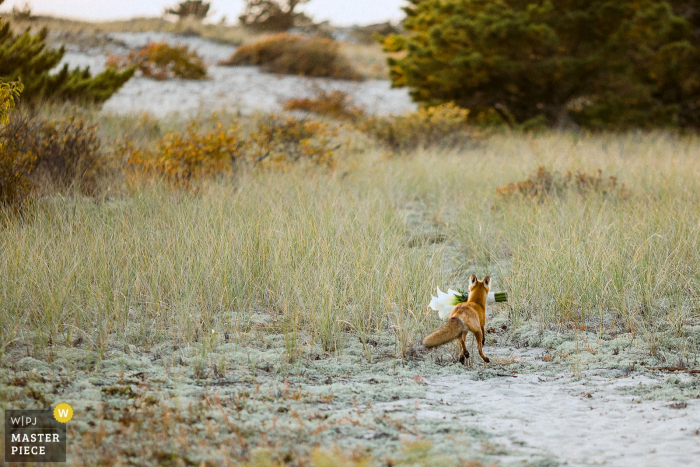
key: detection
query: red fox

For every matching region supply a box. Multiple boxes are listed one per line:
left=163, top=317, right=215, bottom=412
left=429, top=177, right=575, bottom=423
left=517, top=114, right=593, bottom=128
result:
left=423, top=274, right=490, bottom=363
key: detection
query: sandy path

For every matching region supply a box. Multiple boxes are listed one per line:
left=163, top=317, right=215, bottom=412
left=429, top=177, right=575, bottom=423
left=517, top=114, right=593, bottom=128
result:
left=418, top=361, right=700, bottom=466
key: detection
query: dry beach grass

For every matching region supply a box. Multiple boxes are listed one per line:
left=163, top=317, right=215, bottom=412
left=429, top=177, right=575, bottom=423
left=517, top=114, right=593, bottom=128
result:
left=1, top=14, right=700, bottom=464
left=2, top=122, right=700, bottom=464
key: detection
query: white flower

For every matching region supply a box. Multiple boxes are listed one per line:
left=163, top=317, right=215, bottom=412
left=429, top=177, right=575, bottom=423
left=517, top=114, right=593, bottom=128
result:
left=428, top=287, right=461, bottom=320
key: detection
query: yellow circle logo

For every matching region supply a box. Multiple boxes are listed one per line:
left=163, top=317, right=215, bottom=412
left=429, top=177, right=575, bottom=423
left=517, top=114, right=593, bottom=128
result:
left=53, top=403, right=73, bottom=423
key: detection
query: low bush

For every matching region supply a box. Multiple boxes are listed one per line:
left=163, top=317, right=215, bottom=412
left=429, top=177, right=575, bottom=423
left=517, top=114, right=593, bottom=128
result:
left=220, top=33, right=360, bottom=80
left=357, top=103, right=470, bottom=151
left=247, top=114, right=339, bottom=169
left=282, top=90, right=364, bottom=121
left=126, top=114, right=340, bottom=187
left=127, top=123, right=244, bottom=188
left=107, top=42, right=207, bottom=81
left=0, top=80, right=31, bottom=207
left=0, top=141, right=35, bottom=207
left=496, top=166, right=627, bottom=201
left=1, top=112, right=101, bottom=194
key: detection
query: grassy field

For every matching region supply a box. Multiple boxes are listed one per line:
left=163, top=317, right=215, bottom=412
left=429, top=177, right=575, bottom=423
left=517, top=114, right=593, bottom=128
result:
left=3, top=121, right=700, bottom=364
left=2, top=104, right=700, bottom=464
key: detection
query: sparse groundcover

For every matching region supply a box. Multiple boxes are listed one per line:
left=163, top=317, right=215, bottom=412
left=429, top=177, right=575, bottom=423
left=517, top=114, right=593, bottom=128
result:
left=106, top=41, right=208, bottom=81
left=220, top=33, right=362, bottom=80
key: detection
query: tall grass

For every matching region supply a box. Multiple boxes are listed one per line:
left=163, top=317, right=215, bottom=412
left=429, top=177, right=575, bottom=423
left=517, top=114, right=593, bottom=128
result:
left=2, top=129, right=700, bottom=363
left=0, top=165, right=442, bottom=361
left=445, top=132, right=700, bottom=359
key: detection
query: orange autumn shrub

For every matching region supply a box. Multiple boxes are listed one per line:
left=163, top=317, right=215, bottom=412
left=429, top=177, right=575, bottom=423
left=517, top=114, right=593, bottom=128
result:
left=220, top=33, right=361, bottom=81
left=282, top=90, right=365, bottom=122
left=107, top=42, right=207, bottom=81
left=127, top=123, right=243, bottom=188
left=496, top=166, right=627, bottom=201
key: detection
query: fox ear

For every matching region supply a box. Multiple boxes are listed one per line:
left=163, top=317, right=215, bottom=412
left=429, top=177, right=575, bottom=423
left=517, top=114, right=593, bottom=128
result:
left=469, top=274, right=477, bottom=285
left=483, top=276, right=490, bottom=288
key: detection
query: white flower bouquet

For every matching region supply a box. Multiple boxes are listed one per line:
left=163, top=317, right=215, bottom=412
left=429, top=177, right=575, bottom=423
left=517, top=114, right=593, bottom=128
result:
left=429, top=287, right=508, bottom=319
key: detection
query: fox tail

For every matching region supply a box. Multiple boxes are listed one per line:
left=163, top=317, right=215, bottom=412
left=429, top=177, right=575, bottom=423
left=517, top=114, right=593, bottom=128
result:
left=423, top=317, right=464, bottom=348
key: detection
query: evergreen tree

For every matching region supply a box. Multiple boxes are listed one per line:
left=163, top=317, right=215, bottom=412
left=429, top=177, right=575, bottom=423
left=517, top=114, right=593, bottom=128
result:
left=166, top=1, right=211, bottom=21
left=384, top=0, right=700, bottom=129
left=0, top=5, right=135, bottom=105
left=239, top=0, right=312, bottom=31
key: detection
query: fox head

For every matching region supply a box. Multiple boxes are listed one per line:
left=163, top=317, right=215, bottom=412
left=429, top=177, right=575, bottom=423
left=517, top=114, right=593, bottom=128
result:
left=467, top=274, right=490, bottom=302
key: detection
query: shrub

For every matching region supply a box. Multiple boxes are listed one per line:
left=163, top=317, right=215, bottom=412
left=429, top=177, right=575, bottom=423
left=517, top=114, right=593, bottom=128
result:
left=0, top=79, right=31, bottom=207
left=0, top=137, right=35, bottom=208
left=384, top=0, right=700, bottom=129
left=1, top=112, right=101, bottom=193
left=247, top=114, right=339, bottom=169
left=239, top=0, right=312, bottom=32
left=127, top=123, right=244, bottom=188
left=357, top=103, right=470, bottom=151
left=282, top=90, right=365, bottom=121
left=0, top=13, right=135, bottom=104
left=496, top=166, right=627, bottom=201
left=166, top=1, right=211, bottom=21
left=220, top=33, right=361, bottom=80
left=0, top=80, right=22, bottom=125
left=106, top=42, right=208, bottom=81
left=1, top=92, right=101, bottom=205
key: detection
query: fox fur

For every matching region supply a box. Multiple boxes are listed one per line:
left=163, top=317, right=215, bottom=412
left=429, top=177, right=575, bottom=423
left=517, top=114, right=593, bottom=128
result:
left=423, top=274, right=490, bottom=363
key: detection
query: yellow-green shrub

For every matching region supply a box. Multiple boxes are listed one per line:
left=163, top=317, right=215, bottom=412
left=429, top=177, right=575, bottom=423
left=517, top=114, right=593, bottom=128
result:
left=107, top=41, right=207, bottom=80
left=357, top=103, right=470, bottom=151
left=220, top=33, right=361, bottom=81
left=127, top=122, right=243, bottom=188
left=0, top=80, right=22, bottom=124
left=247, top=114, right=339, bottom=169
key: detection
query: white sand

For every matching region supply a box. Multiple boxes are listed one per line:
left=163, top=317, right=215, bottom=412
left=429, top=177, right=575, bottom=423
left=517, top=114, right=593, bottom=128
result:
left=57, top=32, right=417, bottom=117
left=415, top=349, right=700, bottom=466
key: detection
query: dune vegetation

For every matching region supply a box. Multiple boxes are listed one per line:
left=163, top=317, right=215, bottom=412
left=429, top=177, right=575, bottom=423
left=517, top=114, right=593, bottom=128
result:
left=1, top=3, right=700, bottom=464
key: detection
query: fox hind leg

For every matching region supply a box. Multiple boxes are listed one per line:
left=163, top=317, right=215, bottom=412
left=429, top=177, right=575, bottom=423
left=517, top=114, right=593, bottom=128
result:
left=458, top=332, right=470, bottom=364
left=482, top=325, right=486, bottom=346
left=474, top=328, right=490, bottom=363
